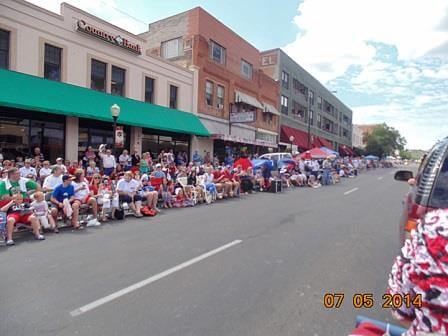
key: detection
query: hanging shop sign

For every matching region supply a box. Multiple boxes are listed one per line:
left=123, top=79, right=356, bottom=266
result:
left=229, top=111, right=256, bottom=123
left=77, top=20, right=142, bottom=55
left=115, top=126, right=124, bottom=148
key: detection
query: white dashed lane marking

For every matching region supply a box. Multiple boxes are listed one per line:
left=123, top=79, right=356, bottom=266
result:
left=344, top=187, right=359, bottom=195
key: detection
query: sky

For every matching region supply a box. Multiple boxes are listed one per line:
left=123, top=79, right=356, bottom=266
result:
left=28, top=0, right=448, bottom=150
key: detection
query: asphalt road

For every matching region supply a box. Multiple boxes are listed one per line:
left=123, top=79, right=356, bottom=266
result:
left=0, top=167, right=411, bottom=336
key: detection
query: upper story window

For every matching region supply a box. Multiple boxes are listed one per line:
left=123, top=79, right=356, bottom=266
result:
left=309, top=90, right=315, bottom=105
left=281, top=95, right=289, bottom=114
left=0, top=29, right=9, bottom=69
left=44, top=44, right=62, bottom=81
left=205, top=80, right=213, bottom=106
left=241, top=59, right=253, bottom=79
left=111, top=65, right=125, bottom=96
left=91, top=59, right=107, bottom=92
left=217, top=85, right=225, bottom=109
left=309, top=110, right=314, bottom=125
left=317, top=114, right=322, bottom=128
left=169, top=85, right=178, bottom=109
left=161, top=37, right=183, bottom=59
left=145, top=76, right=155, bottom=104
left=317, top=96, right=322, bottom=110
left=281, top=71, right=289, bottom=89
left=210, top=40, right=226, bottom=65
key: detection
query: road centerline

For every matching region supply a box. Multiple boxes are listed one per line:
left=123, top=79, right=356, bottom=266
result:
left=70, top=239, right=243, bottom=317
left=344, top=187, right=359, bottom=195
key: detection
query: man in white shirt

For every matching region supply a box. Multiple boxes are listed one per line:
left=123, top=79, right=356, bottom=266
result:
left=116, top=171, right=143, bottom=217
left=39, top=161, right=52, bottom=182
left=43, top=166, right=63, bottom=192
left=102, top=149, right=116, bottom=176
left=19, top=159, right=37, bottom=179
left=118, top=149, right=132, bottom=171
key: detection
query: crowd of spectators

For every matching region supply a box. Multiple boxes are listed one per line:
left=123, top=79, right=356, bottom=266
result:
left=0, top=146, right=368, bottom=247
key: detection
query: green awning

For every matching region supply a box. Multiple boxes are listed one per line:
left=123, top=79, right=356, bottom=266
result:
left=0, top=69, right=210, bottom=136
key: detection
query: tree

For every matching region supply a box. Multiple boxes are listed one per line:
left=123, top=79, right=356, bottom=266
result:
left=363, top=123, right=406, bottom=158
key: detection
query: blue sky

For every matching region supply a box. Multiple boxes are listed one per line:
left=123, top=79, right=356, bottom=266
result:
left=30, top=0, right=448, bottom=150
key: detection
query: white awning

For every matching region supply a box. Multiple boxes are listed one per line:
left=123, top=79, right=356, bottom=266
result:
left=262, top=102, right=280, bottom=116
left=235, top=90, right=264, bottom=109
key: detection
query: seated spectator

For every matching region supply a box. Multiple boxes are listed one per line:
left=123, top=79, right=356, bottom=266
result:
left=187, top=169, right=204, bottom=202
left=139, top=152, right=150, bottom=175
left=140, top=174, right=160, bottom=213
left=152, top=163, right=166, bottom=179
left=160, top=178, right=173, bottom=208
left=116, top=171, right=143, bottom=217
left=83, top=146, right=96, bottom=168
left=31, top=191, right=57, bottom=233
left=203, top=167, right=217, bottom=197
left=119, top=149, right=132, bottom=171
left=212, top=167, right=227, bottom=198
left=72, top=169, right=101, bottom=227
left=239, top=166, right=255, bottom=193
left=43, top=166, right=63, bottom=193
left=1, top=192, right=45, bottom=246
left=92, top=175, right=118, bottom=221
left=224, top=166, right=240, bottom=197
left=19, top=159, right=37, bottom=180
left=39, top=161, right=52, bottom=183
left=173, top=188, right=194, bottom=208
left=0, top=167, right=40, bottom=202
left=2, top=160, right=13, bottom=172
left=50, top=175, right=83, bottom=230
left=55, top=157, right=67, bottom=174
left=233, top=153, right=253, bottom=171
left=86, top=160, right=99, bottom=178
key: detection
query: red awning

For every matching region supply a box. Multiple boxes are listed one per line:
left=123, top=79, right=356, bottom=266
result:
left=280, top=125, right=309, bottom=150
left=339, top=145, right=355, bottom=156
left=319, top=137, right=334, bottom=150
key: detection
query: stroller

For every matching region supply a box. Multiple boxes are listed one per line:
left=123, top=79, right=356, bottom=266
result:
left=350, top=316, right=407, bottom=336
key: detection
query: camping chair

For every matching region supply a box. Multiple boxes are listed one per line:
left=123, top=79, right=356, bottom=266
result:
left=197, top=175, right=214, bottom=204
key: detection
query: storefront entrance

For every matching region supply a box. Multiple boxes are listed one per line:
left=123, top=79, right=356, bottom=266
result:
left=0, top=107, right=65, bottom=162
left=78, top=119, right=130, bottom=159
left=141, top=128, right=190, bottom=161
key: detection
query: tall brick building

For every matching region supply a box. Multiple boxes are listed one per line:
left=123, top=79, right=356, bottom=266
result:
left=140, top=7, right=280, bottom=160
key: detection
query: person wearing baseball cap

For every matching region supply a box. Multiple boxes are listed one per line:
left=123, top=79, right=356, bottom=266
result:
left=50, top=175, right=83, bottom=229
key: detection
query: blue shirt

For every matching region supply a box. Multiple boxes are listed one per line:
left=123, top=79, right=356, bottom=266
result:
left=52, top=184, right=75, bottom=203
left=152, top=171, right=166, bottom=179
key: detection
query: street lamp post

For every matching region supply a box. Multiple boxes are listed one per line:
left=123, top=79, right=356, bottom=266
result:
left=289, top=135, right=295, bottom=153
left=110, top=104, right=120, bottom=155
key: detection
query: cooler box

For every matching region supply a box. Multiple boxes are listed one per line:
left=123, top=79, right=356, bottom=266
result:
left=269, top=179, right=282, bottom=193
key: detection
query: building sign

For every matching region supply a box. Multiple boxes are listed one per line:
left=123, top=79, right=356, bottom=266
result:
left=77, top=20, right=142, bottom=55
left=230, top=111, right=255, bottom=123
left=229, top=103, right=256, bottom=123
left=115, top=126, right=124, bottom=148
left=256, top=131, right=277, bottom=146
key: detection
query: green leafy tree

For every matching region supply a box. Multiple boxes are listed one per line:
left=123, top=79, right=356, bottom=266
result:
left=363, top=123, right=406, bottom=158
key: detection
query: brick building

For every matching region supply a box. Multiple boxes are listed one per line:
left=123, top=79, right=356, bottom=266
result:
left=141, top=7, right=280, bottom=160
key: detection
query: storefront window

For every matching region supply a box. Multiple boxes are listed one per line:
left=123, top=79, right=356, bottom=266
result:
left=141, top=129, right=190, bottom=161
left=78, top=119, right=129, bottom=159
left=0, top=108, right=64, bottom=162
left=145, top=77, right=155, bottom=103
left=169, top=85, right=178, bottom=109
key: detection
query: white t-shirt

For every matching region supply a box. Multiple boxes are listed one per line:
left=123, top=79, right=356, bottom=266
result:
left=43, top=174, right=63, bottom=191
left=31, top=200, right=48, bottom=217
left=102, top=155, right=116, bottom=169
left=116, top=178, right=140, bottom=193
left=119, top=154, right=131, bottom=167
left=39, top=167, right=52, bottom=179
left=72, top=180, right=90, bottom=200
left=19, top=166, right=37, bottom=178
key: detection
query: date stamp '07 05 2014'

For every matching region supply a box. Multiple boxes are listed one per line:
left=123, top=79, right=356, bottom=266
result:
left=323, top=293, right=423, bottom=309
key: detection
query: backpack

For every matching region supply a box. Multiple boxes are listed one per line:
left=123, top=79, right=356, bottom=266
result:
left=115, top=208, right=125, bottom=220
left=141, top=206, right=157, bottom=216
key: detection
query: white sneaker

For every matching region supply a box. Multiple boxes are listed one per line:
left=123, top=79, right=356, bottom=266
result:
left=86, top=219, right=100, bottom=227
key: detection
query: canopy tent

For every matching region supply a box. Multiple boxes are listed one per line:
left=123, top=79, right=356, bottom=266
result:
left=0, top=69, right=210, bottom=136
left=320, top=146, right=339, bottom=157
left=300, top=147, right=328, bottom=159
left=364, top=155, right=379, bottom=160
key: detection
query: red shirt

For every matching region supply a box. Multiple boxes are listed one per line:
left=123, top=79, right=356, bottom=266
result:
left=233, top=158, right=252, bottom=171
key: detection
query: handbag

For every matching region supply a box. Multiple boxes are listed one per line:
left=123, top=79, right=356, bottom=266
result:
left=141, top=206, right=156, bottom=216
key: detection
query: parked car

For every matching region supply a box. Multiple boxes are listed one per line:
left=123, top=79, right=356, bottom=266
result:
left=252, top=152, right=295, bottom=171
left=394, top=138, right=448, bottom=245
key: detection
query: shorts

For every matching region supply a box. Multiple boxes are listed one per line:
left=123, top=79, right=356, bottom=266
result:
left=119, top=194, right=144, bottom=203
left=104, top=167, right=114, bottom=176
left=73, top=196, right=92, bottom=204
left=7, top=213, right=33, bottom=225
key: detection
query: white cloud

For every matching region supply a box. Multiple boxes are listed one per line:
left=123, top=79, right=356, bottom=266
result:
left=25, top=0, right=147, bottom=34
left=284, top=0, right=448, bottom=83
